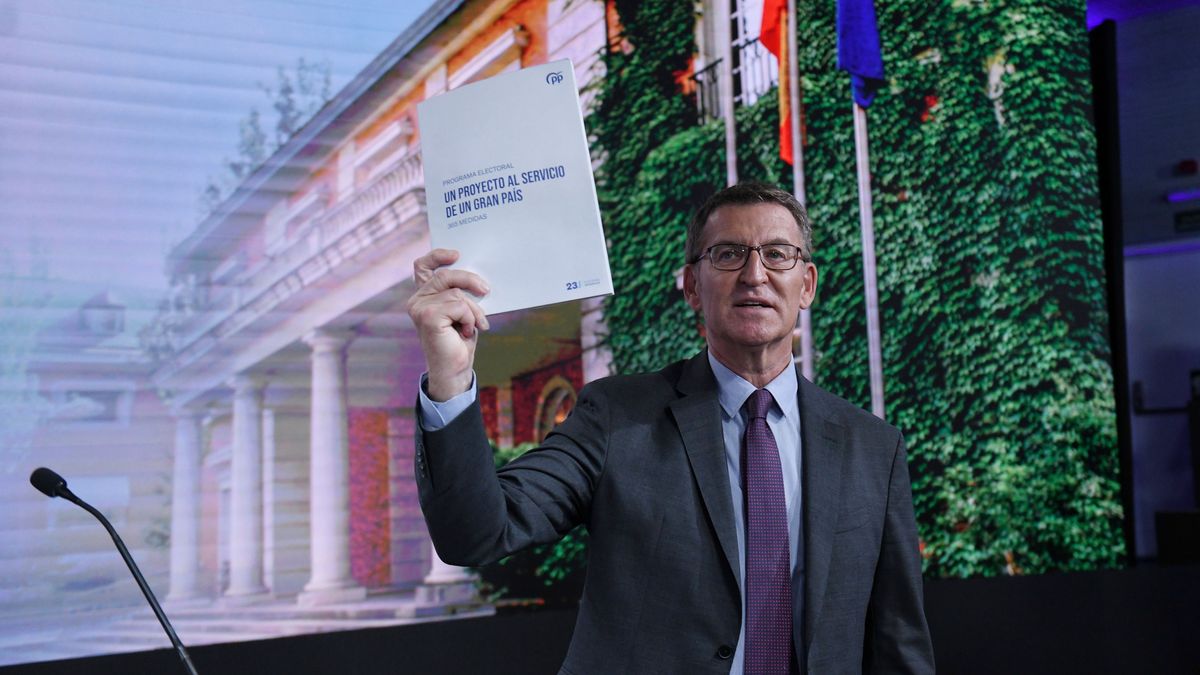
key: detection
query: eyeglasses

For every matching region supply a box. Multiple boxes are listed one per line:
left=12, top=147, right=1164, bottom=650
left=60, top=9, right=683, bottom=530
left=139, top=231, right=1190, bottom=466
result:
left=689, top=243, right=807, bottom=271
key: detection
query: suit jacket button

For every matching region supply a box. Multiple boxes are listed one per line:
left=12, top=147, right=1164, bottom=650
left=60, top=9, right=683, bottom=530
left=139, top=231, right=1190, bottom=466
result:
left=716, top=645, right=733, bottom=660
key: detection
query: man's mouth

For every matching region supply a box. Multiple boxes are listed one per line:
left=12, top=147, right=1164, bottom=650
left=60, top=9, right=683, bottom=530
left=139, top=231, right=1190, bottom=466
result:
left=734, top=301, right=772, bottom=308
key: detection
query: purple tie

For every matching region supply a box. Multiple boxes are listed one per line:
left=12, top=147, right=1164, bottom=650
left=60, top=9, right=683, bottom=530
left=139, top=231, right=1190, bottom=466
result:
left=743, top=389, right=793, bottom=673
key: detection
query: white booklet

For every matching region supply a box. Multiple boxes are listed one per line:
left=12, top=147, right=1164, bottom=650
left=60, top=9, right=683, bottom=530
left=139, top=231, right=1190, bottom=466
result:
left=417, top=59, right=614, bottom=315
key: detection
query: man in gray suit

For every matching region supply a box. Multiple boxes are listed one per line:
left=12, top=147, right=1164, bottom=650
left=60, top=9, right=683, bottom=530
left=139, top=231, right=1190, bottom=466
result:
left=407, top=182, right=935, bottom=673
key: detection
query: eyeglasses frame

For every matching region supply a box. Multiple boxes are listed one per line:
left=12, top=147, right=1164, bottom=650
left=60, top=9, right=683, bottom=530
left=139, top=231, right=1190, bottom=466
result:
left=688, top=243, right=810, bottom=271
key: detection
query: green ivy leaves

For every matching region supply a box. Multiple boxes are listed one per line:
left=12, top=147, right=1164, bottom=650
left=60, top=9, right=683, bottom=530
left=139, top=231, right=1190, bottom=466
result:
left=585, top=0, right=1123, bottom=580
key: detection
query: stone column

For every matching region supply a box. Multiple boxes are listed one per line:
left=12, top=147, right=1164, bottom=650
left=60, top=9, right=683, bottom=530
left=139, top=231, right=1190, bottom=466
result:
left=580, top=296, right=612, bottom=383
left=397, top=540, right=488, bottom=618
left=167, top=408, right=203, bottom=602
left=422, top=549, right=476, bottom=585
left=261, top=407, right=276, bottom=592
left=224, top=374, right=269, bottom=601
left=298, top=328, right=366, bottom=606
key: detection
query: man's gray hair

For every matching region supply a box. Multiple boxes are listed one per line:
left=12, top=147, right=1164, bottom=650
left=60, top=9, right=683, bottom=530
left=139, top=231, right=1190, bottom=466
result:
left=685, top=182, right=813, bottom=264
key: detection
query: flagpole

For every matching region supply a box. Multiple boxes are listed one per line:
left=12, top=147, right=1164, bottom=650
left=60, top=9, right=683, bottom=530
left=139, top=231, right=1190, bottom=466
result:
left=852, top=101, right=884, bottom=419
left=785, top=0, right=813, bottom=382
left=718, top=1, right=738, bottom=185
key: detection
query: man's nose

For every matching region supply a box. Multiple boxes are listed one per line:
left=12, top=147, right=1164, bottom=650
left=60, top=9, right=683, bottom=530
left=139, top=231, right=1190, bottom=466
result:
left=738, top=249, right=770, bottom=283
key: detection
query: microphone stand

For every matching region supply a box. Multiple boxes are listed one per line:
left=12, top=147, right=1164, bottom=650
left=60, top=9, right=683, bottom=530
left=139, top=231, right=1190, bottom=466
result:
left=32, top=469, right=199, bottom=675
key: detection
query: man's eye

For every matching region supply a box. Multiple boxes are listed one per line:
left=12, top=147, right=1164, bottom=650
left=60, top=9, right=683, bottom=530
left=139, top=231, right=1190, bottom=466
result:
left=715, top=248, right=742, bottom=261
left=763, top=247, right=789, bottom=261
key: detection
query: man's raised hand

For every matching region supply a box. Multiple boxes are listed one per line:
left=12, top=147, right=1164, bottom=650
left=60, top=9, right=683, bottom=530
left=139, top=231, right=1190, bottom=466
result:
left=406, top=248, right=490, bottom=401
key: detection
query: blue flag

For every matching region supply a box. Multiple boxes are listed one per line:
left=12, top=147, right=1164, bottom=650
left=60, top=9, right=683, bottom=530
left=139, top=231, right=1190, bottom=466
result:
left=837, top=0, right=886, bottom=108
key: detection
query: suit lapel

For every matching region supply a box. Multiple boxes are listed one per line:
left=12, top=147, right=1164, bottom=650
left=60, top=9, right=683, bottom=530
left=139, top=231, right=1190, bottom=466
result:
left=666, top=354, right=849, bottom=640
left=668, top=352, right=741, bottom=586
left=798, top=375, right=846, bottom=650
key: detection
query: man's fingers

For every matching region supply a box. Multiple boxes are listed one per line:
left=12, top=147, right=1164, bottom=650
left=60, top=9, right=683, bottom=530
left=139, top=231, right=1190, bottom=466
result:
left=468, top=293, right=490, bottom=332
left=413, top=249, right=491, bottom=298
left=444, top=289, right=489, bottom=335
left=427, top=268, right=490, bottom=297
left=432, top=290, right=489, bottom=337
left=413, top=248, right=459, bottom=285
left=410, top=287, right=490, bottom=335
left=408, top=248, right=491, bottom=341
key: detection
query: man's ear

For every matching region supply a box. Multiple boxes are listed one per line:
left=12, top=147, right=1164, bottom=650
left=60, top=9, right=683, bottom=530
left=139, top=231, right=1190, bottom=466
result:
left=798, top=261, right=819, bottom=310
left=682, top=263, right=702, bottom=312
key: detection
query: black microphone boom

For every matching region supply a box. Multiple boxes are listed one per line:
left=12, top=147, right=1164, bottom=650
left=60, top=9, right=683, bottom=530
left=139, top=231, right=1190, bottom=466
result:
left=29, top=467, right=200, bottom=675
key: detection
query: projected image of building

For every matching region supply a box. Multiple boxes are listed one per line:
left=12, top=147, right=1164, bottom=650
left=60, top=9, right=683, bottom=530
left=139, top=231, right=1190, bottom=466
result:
left=144, top=0, right=611, bottom=627
left=1, top=0, right=611, bottom=664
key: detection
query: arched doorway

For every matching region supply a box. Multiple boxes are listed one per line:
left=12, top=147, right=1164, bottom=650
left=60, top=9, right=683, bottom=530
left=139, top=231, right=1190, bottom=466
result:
left=533, top=375, right=577, bottom=442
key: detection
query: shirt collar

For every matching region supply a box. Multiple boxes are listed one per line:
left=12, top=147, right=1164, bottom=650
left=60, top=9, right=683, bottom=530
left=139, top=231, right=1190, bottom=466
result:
left=707, top=350, right=799, bottom=422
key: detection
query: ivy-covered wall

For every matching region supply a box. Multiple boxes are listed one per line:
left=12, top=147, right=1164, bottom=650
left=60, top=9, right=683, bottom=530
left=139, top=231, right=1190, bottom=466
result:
left=588, top=0, right=1124, bottom=578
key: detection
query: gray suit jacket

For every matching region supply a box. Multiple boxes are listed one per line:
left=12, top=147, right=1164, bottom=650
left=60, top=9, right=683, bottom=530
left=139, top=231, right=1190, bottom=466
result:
left=415, top=351, right=935, bottom=674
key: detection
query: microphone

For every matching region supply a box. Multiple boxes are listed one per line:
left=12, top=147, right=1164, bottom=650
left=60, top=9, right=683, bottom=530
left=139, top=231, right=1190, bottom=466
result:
left=30, top=466, right=71, bottom=499
left=30, top=467, right=200, bottom=675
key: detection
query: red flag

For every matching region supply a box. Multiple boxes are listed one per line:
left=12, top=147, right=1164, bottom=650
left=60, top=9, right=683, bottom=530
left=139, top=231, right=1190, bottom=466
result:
left=760, top=0, right=792, bottom=164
